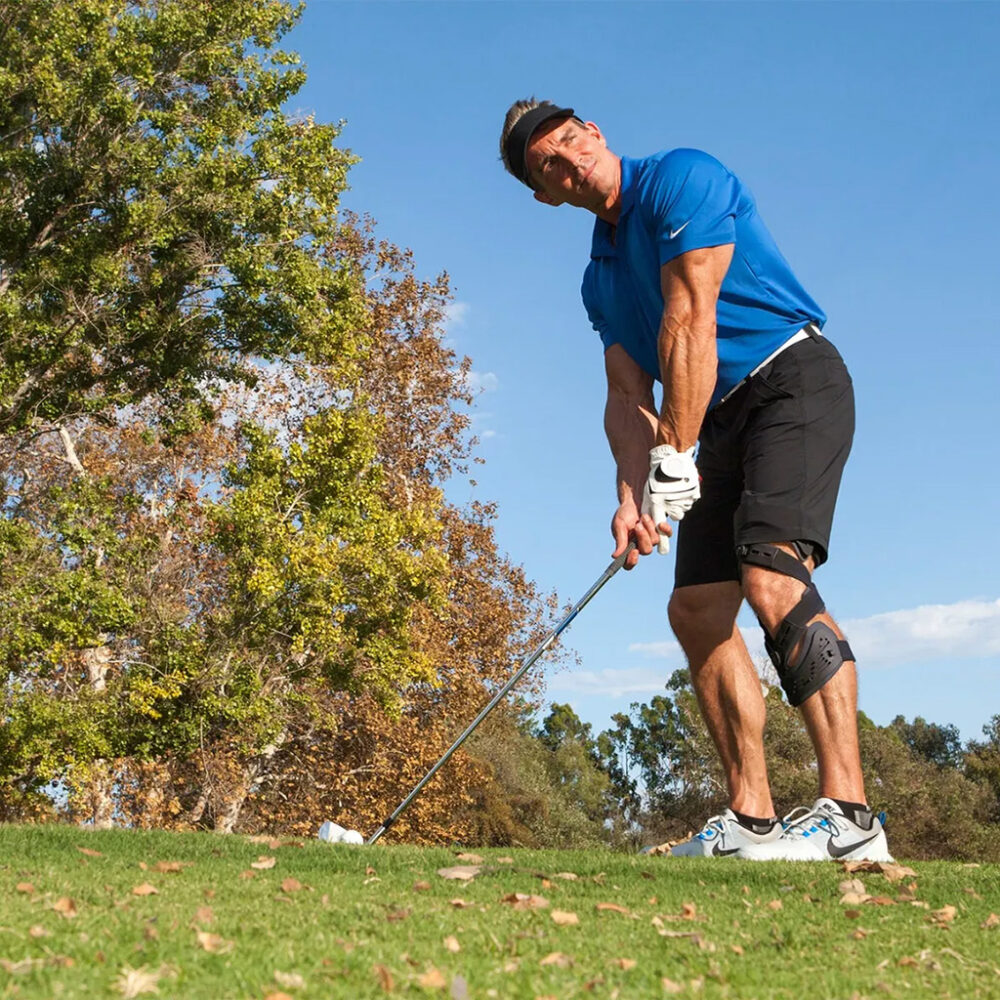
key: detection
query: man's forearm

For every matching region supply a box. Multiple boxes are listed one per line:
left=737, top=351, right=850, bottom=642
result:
left=656, top=308, right=717, bottom=449
left=604, top=387, right=657, bottom=507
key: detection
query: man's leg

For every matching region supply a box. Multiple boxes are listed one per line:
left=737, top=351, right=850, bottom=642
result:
left=668, top=581, right=775, bottom=818
left=742, top=551, right=865, bottom=803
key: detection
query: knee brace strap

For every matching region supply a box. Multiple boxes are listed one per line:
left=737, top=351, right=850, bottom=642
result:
left=737, top=542, right=855, bottom=706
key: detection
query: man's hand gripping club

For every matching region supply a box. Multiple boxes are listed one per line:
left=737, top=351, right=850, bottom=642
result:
left=641, top=444, right=700, bottom=554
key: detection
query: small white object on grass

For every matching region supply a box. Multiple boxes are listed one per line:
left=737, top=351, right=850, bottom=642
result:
left=340, top=829, right=364, bottom=845
left=318, top=821, right=346, bottom=843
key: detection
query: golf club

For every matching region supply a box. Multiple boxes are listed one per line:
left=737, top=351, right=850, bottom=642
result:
left=365, top=541, right=636, bottom=845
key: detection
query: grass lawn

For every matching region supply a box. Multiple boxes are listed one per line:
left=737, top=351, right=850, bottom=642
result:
left=1, top=823, right=999, bottom=999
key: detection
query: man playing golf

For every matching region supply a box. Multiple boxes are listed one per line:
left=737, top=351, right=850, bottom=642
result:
left=499, top=100, right=892, bottom=861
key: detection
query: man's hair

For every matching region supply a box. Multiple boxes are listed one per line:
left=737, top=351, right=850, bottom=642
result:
left=500, top=97, right=580, bottom=180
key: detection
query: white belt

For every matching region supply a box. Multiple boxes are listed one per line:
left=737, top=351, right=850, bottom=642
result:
left=718, top=323, right=822, bottom=406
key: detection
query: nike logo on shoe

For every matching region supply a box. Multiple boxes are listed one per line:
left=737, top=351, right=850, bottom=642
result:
left=712, top=843, right=740, bottom=857
left=826, top=833, right=880, bottom=859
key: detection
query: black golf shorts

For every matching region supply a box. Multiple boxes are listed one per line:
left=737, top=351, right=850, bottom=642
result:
left=674, top=331, right=855, bottom=589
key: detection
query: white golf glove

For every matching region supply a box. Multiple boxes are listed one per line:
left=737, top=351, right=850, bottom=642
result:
left=641, top=444, right=700, bottom=554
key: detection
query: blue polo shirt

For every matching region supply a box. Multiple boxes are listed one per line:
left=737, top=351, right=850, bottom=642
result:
left=582, top=149, right=826, bottom=408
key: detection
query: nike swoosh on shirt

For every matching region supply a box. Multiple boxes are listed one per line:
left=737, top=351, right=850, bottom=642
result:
left=669, top=221, right=691, bottom=239
left=826, top=834, right=880, bottom=859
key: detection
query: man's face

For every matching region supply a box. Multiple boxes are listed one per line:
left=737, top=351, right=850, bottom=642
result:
left=525, top=118, right=618, bottom=212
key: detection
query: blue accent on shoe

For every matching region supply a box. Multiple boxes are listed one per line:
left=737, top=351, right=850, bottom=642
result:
left=877, top=810, right=887, bottom=828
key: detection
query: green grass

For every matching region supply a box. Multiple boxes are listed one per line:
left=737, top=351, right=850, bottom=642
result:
left=1, top=824, right=999, bottom=999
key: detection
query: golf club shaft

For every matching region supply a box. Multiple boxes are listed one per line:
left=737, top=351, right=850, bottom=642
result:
left=366, top=542, right=636, bottom=845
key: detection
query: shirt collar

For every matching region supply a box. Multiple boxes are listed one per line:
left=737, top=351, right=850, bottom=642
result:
left=590, top=155, right=636, bottom=259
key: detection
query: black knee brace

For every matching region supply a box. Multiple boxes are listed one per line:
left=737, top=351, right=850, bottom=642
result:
left=737, top=542, right=854, bottom=707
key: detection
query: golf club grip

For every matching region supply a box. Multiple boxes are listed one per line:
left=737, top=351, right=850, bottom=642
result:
left=364, top=542, right=635, bottom=845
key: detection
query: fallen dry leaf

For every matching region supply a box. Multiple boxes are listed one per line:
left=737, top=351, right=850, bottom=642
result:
left=281, top=878, right=303, bottom=893
left=454, top=852, right=483, bottom=863
left=551, top=910, right=579, bottom=926
left=731, top=944, right=744, bottom=955
left=77, top=847, right=103, bottom=858
left=539, top=952, right=573, bottom=968
left=274, top=970, right=306, bottom=989
left=839, top=878, right=866, bottom=895
left=195, top=930, right=234, bottom=954
left=554, top=872, right=579, bottom=881
left=898, top=955, right=919, bottom=967
left=449, top=898, right=472, bottom=908
left=767, top=899, right=783, bottom=911
left=681, top=902, right=698, bottom=920
left=841, top=860, right=917, bottom=881
left=251, top=856, right=277, bottom=870
left=596, top=902, right=631, bottom=915
left=496, top=856, right=514, bottom=864
left=238, top=869, right=256, bottom=880
left=264, top=994, right=294, bottom=1000
left=844, top=909, right=861, bottom=920
left=931, top=905, right=958, bottom=925
left=613, top=958, right=637, bottom=970
left=436, top=866, right=480, bottom=881
left=28, top=925, right=49, bottom=938
left=870, top=896, right=896, bottom=906
left=16, top=882, right=35, bottom=894
left=662, top=977, right=684, bottom=994
left=153, top=861, right=184, bottom=873
left=412, top=881, right=431, bottom=892
left=982, top=913, right=999, bottom=929
left=417, top=965, right=448, bottom=988
left=132, top=883, right=159, bottom=897
left=372, top=963, right=394, bottom=991
left=385, top=907, right=411, bottom=922
left=443, top=935, right=461, bottom=953
left=501, top=892, right=549, bottom=910
left=52, top=897, right=78, bottom=918
left=840, top=891, right=871, bottom=905
left=113, top=964, right=162, bottom=998
left=851, top=928, right=870, bottom=940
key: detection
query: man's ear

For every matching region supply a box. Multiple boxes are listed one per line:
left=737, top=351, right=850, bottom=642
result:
left=581, top=120, right=605, bottom=145
left=533, top=189, right=559, bottom=206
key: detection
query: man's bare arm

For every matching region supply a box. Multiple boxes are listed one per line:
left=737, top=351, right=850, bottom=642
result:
left=656, top=243, right=735, bottom=448
left=604, top=343, right=660, bottom=567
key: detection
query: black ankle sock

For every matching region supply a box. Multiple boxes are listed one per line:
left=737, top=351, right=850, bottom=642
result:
left=832, top=798, right=873, bottom=829
left=732, top=809, right=778, bottom=835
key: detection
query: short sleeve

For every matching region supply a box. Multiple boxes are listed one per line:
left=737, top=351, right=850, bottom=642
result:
left=582, top=263, right=618, bottom=351
left=639, top=149, right=738, bottom=267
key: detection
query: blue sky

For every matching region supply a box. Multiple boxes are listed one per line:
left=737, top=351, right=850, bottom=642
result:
left=289, top=2, right=1000, bottom=742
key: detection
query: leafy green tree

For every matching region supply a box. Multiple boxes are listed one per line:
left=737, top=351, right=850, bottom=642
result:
left=965, top=715, right=1000, bottom=818
left=889, top=715, right=964, bottom=770
left=1, top=0, right=361, bottom=434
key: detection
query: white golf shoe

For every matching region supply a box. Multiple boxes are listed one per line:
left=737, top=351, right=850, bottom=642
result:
left=738, top=797, right=893, bottom=862
left=670, top=809, right=783, bottom=857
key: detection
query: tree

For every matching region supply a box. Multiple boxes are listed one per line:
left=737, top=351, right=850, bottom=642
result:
left=0, top=1, right=568, bottom=837
left=965, top=715, right=1000, bottom=819
left=889, top=715, right=964, bottom=770
left=1, top=0, right=361, bottom=434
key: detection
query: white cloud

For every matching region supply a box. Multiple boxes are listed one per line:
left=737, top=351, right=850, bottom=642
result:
left=547, top=666, right=677, bottom=698
left=569, top=598, right=1000, bottom=697
left=466, top=370, right=499, bottom=393
left=628, top=639, right=682, bottom=659
left=443, top=301, right=470, bottom=329
left=843, top=598, right=1000, bottom=667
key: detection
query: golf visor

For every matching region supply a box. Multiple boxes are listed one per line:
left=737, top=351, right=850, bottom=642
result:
left=505, top=103, right=576, bottom=188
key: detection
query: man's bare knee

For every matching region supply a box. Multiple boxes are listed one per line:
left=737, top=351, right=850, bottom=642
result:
left=668, top=583, right=741, bottom=652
